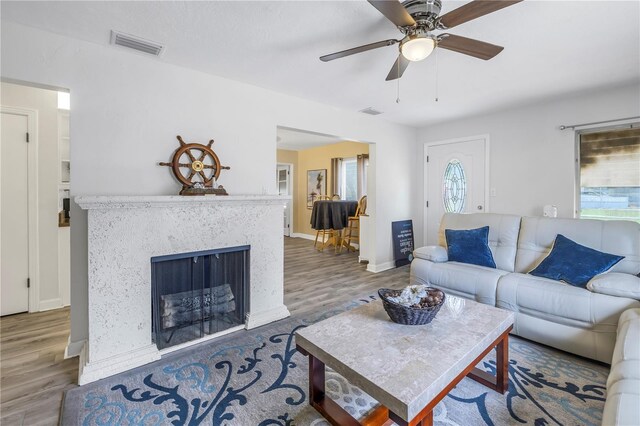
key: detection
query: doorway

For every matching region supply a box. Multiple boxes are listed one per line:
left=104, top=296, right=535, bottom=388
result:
left=1, top=82, right=71, bottom=315
left=277, top=163, right=292, bottom=236
left=1, top=107, right=37, bottom=315
left=424, top=136, right=489, bottom=245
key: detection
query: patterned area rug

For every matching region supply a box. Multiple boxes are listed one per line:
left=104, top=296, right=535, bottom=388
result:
left=61, top=296, right=609, bottom=425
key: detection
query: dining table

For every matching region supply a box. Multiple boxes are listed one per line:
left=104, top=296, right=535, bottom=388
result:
left=311, top=200, right=358, bottom=252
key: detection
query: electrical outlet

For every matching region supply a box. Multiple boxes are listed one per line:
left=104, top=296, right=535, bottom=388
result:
left=490, top=188, right=497, bottom=197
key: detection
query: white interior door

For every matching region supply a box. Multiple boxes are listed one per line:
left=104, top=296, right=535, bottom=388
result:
left=1, top=111, right=30, bottom=315
left=425, top=137, right=487, bottom=245
left=276, top=164, right=291, bottom=236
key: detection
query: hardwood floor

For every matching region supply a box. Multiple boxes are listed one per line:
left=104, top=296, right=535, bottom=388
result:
left=0, top=307, right=77, bottom=425
left=284, top=237, right=410, bottom=316
left=0, top=237, right=410, bottom=425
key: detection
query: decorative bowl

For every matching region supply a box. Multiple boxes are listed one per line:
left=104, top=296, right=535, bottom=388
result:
left=378, top=287, right=445, bottom=325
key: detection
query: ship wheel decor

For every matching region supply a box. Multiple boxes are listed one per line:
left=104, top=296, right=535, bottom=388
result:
left=159, top=135, right=231, bottom=196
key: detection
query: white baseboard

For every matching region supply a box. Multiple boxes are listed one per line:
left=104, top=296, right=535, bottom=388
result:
left=65, top=337, right=85, bottom=359
left=39, top=297, right=63, bottom=312
left=246, top=304, right=291, bottom=329
left=366, top=261, right=396, bottom=273
left=78, top=343, right=161, bottom=385
left=291, top=232, right=316, bottom=241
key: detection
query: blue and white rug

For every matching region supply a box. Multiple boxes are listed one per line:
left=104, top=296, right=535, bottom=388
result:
left=61, top=296, right=608, bottom=425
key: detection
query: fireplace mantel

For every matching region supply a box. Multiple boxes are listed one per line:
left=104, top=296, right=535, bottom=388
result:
left=76, top=194, right=289, bottom=209
left=76, top=194, right=291, bottom=384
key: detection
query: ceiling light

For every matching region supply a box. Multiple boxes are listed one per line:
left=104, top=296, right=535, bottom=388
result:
left=401, top=35, right=436, bottom=62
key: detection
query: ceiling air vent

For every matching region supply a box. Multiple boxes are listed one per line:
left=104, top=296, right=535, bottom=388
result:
left=359, top=107, right=383, bottom=116
left=110, top=30, right=164, bottom=56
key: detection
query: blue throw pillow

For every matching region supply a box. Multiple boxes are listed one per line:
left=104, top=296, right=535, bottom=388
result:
left=445, top=226, right=496, bottom=269
left=529, top=234, right=624, bottom=288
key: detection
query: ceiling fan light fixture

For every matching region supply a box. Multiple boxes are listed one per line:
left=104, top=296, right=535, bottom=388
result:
left=400, top=35, right=436, bottom=62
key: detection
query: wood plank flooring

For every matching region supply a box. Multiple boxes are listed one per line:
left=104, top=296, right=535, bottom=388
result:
left=0, top=237, right=410, bottom=425
left=0, top=307, right=77, bottom=425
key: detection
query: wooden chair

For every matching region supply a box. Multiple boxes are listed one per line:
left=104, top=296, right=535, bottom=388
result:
left=341, top=195, right=367, bottom=253
left=314, top=195, right=332, bottom=248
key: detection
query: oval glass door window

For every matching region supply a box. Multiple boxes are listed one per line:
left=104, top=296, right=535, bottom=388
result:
left=443, top=159, right=467, bottom=213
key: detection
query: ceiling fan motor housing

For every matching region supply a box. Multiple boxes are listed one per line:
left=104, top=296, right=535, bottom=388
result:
left=402, top=0, right=442, bottom=31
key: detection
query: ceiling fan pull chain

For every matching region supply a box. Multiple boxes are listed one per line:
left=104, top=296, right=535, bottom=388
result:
left=435, top=48, right=439, bottom=102
left=396, top=58, right=401, bottom=103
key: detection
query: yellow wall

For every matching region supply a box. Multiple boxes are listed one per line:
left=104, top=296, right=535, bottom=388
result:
left=293, top=142, right=369, bottom=236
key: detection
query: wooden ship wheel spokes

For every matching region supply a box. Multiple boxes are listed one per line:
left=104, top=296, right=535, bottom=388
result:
left=159, top=135, right=231, bottom=195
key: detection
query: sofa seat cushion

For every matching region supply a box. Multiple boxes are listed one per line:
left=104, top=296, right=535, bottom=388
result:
left=496, top=273, right=640, bottom=331
left=601, top=379, right=640, bottom=426
left=607, top=308, right=640, bottom=388
left=410, top=258, right=508, bottom=305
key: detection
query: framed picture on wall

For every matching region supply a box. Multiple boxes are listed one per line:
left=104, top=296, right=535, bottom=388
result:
left=307, top=169, right=327, bottom=209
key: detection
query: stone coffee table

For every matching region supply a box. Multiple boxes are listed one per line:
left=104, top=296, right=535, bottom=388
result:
left=295, top=296, right=514, bottom=426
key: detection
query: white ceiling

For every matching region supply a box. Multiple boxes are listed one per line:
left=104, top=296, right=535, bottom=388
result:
left=2, top=1, right=639, bottom=128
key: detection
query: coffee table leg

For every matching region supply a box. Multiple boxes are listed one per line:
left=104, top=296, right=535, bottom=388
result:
left=467, top=328, right=510, bottom=394
left=496, top=331, right=509, bottom=393
left=309, top=352, right=325, bottom=404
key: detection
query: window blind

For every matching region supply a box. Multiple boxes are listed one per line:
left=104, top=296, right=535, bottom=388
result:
left=580, top=128, right=640, bottom=188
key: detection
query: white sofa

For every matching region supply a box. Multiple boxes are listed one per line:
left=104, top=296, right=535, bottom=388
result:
left=410, top=213, right=640, bottom=425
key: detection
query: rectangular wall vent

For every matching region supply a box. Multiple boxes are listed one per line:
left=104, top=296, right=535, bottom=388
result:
left=110, top=30, right=164, bottom=56
left=359, top=107, right=383, bottom=116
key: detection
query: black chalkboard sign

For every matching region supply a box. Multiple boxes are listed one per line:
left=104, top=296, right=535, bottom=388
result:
left=392, top=220, right=415, bottom=267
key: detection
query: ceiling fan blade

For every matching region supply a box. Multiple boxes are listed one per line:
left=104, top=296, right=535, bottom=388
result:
left=385, top=55, right=410, bottom=81
left=439, top=0, right=522, bottom=29
left=368, top=0, right=416, bottom=28
left=438, top=34, right=504, bottom=60
left=320, top=39, right=399, bottom=62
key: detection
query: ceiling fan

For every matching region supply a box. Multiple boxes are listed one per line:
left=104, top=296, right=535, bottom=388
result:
left=320, top=0, right=522, bottom=81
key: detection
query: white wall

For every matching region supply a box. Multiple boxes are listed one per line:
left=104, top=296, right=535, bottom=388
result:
left=414, top=84, right=640, bottom=246
left=1, top=82, right=68, bottom=311
left=1, top=22, right=418, bottom=353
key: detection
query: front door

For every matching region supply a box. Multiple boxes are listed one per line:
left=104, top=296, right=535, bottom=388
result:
left=1, top=110, right=31, bottom=315
left=425, top=137, right=487, bottom=245
left=277, top=164, right=291, bottom=236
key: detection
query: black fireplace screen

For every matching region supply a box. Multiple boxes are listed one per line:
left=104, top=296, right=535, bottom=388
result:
left=151, top=246, right=249, bottom=350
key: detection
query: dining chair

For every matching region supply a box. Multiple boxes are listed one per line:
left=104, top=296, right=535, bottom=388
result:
left=314, top=195, right=332, bottom=248
left=341, top=195, right=367, bottom=252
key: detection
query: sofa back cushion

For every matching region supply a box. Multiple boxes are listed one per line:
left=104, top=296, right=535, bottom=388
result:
left=438, top=213, right=522, bottom=272
left=515, top=217, right=640, bottom=275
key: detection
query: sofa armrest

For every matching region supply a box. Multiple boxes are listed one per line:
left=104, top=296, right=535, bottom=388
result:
left=586, top=273, right=640, bottom=300
left=413, top=245, right=448, bottom=263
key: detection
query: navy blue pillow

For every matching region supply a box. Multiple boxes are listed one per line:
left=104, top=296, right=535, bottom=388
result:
left=445, top=226, right=497, bottom=269
left=529, top=234, right=624, bottom=288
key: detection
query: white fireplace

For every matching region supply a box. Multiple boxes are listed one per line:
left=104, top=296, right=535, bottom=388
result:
left=75, top=195, right=291, bottom=385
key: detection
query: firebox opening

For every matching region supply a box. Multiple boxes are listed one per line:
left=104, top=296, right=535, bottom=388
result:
left=151, top=245, right=250, bottom=350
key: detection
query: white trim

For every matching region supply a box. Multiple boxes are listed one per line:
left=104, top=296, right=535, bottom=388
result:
left=246, top=304, right=290, bottom=329
left=422, top=134, right=490, bottom=246
left=159, top=325, right=245, bottom=356
left=65, top=337, right=85, bottom=359
left=78, top=343, right=161, bottom=385
left=38, top=297, right=63, bottom=312
left=291, top=232, right=316, bottom=241
left=366, top=260, right=395, bottom=273
left=277, top=162, right=294, bottom=235
left=1, top=106, right=40, bottom=313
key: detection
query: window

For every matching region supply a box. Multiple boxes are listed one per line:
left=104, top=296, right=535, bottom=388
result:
left=341, top=158, right=358, bottom=201
left=578, top=127, right=640, bottom=223
left=443, top=159, right=466, bottom=213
